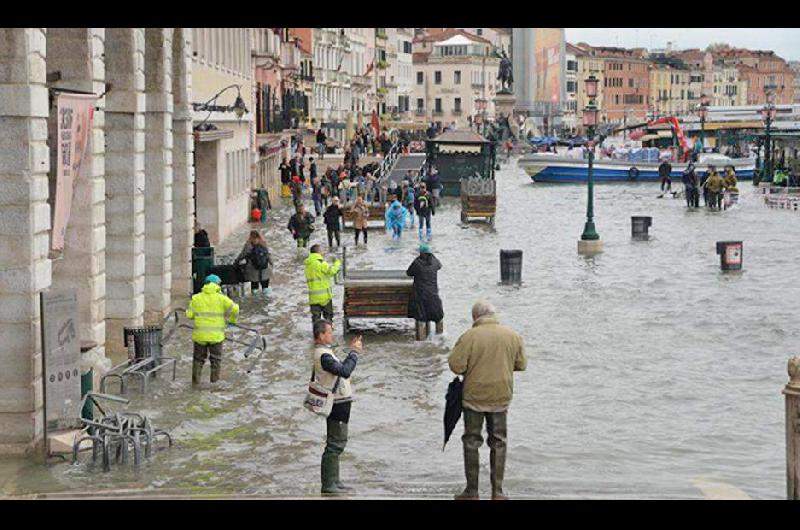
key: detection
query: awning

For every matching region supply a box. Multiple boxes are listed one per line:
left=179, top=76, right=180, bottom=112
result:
left=438, top=144, right=482, bottom=154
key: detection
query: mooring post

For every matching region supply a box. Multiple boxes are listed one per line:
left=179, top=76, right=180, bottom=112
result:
left=783, top=355, right=800, bottom=500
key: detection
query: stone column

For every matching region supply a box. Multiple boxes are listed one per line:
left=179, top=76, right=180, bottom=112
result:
left=143, top=28, right=173, bottom=322
left=170, top=28, right=195, bottom=300
left=47, top=28, right=107, bottom=355
left=0, top=28, right=51, bottom=453
left=104, top=28, right=145, bottom=355
left=784, top=356, right=800, bottom=500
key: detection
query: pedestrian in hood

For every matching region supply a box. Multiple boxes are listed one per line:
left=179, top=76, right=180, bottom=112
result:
left=312, top=319, right=363, bottom=495
left=406, top=243, right=444, bottom=334
left=304, top=244, right=341, bottom=325
left=288, top=204, right=315, bottom=249
left=186, top=275, right=240, bottom=386
left=448, top=300, right=527, bottom=500
left=385, top=199, right=409, bottom=241
left=682, top=163, right=699, bottom=208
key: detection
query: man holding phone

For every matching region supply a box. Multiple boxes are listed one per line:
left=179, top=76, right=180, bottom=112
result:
left=312, top=319, right=363, bottom=495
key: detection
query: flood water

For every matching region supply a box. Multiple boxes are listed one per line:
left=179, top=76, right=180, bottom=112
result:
left=4, top=161, right=799, bottom=499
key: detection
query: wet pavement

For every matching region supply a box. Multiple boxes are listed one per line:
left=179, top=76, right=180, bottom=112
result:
left=3, top=159, right=799, bottom=499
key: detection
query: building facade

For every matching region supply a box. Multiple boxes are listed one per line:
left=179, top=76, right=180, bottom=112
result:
left=312, top=28, right=351, bottom=143
left=412, top=30, right=498, bottom=129
left=396, top=28, right=414, bottom=119
left=714, top=49, right=795, bottom=105
left=191, top=29, right=254, bottom=246
left=0, top=28, right=197, bottom=453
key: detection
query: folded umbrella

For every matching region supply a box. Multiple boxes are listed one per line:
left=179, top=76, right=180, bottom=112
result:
left=443, top=376, right=463, bottom=451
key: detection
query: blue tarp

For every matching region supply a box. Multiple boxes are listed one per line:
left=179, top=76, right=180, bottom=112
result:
left=527, top=136, right=559, bottom=145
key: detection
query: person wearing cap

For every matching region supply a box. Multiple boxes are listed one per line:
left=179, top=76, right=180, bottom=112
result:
left=406, top=243, right=444, bottom=337
left=186, top=274, right=240, bottom=386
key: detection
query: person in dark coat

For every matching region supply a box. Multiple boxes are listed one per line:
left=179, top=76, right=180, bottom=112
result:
left=323, top=197, right=344, bottom=249
left=406, top=243, right=444, bottom=334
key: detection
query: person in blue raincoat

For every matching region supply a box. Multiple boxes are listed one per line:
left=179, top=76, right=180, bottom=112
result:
left=385, top=199, right=409, bottom=241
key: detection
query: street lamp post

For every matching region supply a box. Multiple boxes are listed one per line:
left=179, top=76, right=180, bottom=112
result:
left=578, top=74, right=602, bottom=255
left=697, top=93, right=710, bottom=151
left=760, top=89, right=777, bottom=184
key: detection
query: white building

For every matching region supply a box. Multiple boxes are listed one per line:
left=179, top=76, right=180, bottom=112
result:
left=396, top=28, right=414, bottom=119
left=412, top=30, right=499, bottom=128
left=313, top=28, right=352, bottom=142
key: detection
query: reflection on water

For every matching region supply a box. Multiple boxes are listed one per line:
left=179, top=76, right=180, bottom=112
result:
left=6, top=161, right=799, bottom=499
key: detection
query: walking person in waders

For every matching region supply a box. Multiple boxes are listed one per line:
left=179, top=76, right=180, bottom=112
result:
left=235, top=230, right=273, bottom=296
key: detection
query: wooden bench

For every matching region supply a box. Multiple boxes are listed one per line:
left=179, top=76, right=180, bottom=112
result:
left=460, top=194, right=496, bottom=225
left=341, top=203, right=387, bottom=229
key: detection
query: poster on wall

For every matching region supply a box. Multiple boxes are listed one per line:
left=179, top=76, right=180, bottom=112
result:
left=534, top=28, right=565, bottom=105
left=50, top=93, right=96, bottom=255
left=41, top=289, right=82, bottom=434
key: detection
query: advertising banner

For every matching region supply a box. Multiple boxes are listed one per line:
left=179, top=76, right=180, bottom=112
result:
left=51, top=93, right=96, bottom=254
left=534, top=29, right=565, bottom=105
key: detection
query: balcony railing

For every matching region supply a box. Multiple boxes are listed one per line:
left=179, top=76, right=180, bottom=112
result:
left=415, top=108, right=426, bottom=115
left=432, top=110, right=443, bottom=116
left=452, top=109, right=462, bottom=115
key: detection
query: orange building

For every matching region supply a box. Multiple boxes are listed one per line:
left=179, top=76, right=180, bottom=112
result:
left=713, top=49, right=794, bottom=105
left=587, top=46, right=650, bottom=124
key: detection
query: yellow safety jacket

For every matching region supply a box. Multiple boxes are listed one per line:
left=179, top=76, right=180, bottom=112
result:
left=186, top=283, right=240, bottom=344
left=304, top=252, right=341, bottom=306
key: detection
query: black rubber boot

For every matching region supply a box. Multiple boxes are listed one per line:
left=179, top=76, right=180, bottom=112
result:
left=321, top=420, right=348, bottom=495
left=210, top=363, right=221, bottom=383
left=192, top=360, right=203, bottom=386
left=333, top=422, right=354, bottom=492
left=454, top=447, right=480, bottom=500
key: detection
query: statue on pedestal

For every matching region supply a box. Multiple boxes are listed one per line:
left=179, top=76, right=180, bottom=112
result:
left=496, top=49, right=514, bottom=94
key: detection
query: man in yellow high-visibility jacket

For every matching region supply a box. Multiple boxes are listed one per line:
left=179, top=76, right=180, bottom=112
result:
left=186, top=274, right=240, bottom=385
left=304, top=244, right=341, bottom=325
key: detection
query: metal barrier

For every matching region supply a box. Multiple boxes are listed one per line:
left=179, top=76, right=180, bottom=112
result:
left=71, top=392, right=172, bottom=472
left=100, top=312, right=179, bottom=395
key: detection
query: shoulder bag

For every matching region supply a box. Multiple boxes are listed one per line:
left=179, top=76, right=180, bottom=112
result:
left=303, top=367, right=341, bottom=417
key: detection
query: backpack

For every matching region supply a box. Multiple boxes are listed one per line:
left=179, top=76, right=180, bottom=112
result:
left=249, top=245, right=270, bottom=270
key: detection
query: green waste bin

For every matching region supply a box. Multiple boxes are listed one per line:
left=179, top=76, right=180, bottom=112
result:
left=81, top=369, right=93, bottom=420
left=192, top=246, right=215, bottom=294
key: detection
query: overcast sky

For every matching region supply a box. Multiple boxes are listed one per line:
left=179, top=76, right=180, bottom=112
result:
left=565, top=28, right=800, bottom=61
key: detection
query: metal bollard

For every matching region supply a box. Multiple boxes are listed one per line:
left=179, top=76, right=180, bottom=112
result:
left=783, top=356, right=800, bottom=499
left=631, top=216, right=652, bottom=240
left=500, top=250, right=523, bottom=285
left=715, top=241, right=743, bottom=271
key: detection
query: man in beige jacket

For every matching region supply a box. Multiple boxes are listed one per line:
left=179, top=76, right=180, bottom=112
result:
left=448, top=299, right=527, bottom=500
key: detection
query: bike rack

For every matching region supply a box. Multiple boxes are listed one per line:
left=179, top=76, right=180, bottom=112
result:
left=72, top=392, right=172, bottom=472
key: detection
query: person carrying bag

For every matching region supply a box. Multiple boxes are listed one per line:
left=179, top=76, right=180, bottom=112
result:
left=305, top=319, right=362, bottom=495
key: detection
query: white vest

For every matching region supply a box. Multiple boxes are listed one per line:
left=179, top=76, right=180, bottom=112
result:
left=313, top=344, right=353, bottom=403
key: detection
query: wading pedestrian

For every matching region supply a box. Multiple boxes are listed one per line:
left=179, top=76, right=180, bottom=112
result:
left=186, top=275, right=240, bottom=386
left=323, top=197, right=344, bottom=249
left=311, top=319, right=362, bottom=495
left=350, top=194, right=370, bottom=246
left=235, top=230, right=273, bottom=296
left=304, top=244, right=341, bottom=325
left=448, top=300, right=527, bottom=500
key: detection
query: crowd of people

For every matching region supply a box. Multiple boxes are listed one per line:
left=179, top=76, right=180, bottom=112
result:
left=680, top=163, right=739, bottom=210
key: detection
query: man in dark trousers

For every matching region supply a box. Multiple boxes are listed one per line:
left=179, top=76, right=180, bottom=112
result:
left=406, top=243, right=444, bottom=337
left=658, top=159, right=673, bottom=193
left=287, top=203, right=315, bottom=249
left=323, top=196, right=344, bottom=249
left=448, top=300, right=527, bottom=500
left=311, top=319, right=362, bottom=495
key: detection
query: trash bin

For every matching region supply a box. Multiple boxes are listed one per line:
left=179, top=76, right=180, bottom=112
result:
left=716, top=241, right=743, bottom=271
left=500, top=249, right=523, bottom=285
left=631, top=216, right=652, bottom=240
left=80, top=341, right=97, bottom=421
left=123, top=326, right=163, bottom=365
left=192, top=246, right=215, bottom=294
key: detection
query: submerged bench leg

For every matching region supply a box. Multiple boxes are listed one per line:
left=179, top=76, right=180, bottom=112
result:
left=435, top=320, right=444, bottom=334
